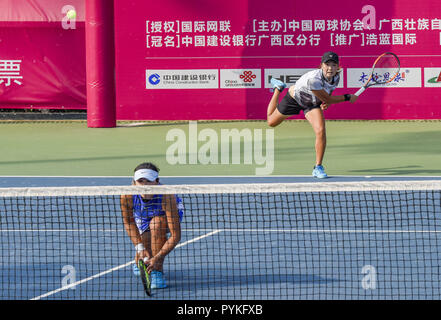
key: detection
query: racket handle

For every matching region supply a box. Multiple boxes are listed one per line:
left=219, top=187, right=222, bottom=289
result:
left=354, top=87, right=366, bottom=96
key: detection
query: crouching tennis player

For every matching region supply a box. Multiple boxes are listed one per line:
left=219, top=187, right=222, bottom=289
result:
left=120, top=162, right=183, bottom=289
left=266, top=51, right=358, bottom=178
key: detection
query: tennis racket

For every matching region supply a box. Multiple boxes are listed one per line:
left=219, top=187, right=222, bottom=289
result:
left=138, top=259, right=152, bottom=297
left=354, top=52, right=400, bottom=96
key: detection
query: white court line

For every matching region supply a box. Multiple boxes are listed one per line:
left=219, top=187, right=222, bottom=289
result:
left=214, top=229, right=441, bottom=233
left=29, top=230, right=222, bottom=300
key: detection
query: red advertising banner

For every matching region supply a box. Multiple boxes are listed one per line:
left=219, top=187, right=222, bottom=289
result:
left=114, top=0, right=441, bottom=120
left=0, top=0, right=86, bottom=110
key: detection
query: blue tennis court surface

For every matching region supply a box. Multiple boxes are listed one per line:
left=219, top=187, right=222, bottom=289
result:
left=1, top=175, right=441, bottom=300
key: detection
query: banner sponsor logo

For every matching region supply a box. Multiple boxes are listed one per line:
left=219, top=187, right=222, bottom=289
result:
left=347, top=68, right=421, bottom=88
left=424, top=68, right=441, bottom=87
left=220, top=69, right=261, bottom=88
left=148, top=73, right=161, bottom=85
left=264, top=68, right=344, bottom=88
left=146, top=69, right=218, bottom=89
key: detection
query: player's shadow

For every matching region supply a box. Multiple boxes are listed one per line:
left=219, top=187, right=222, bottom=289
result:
left=116, top=120, right=255, bottom=128
left=0, top=154, right=164, bottom=165
left=168, top=270, right=339, bottom=292
left=349, top=165, right=441, bottom=175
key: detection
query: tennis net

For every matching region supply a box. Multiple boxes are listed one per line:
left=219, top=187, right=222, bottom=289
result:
left=1, top=180, right=441, bottom=300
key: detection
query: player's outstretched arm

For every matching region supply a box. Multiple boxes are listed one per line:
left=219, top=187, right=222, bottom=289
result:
left=163, top=194, right=181, bottom=249
left=120, top=195, right=142, bottom=245
left=120, top=195, right=149, bottom=262
left=147, top=194, right=181, bottom=272
left=312, top=89, right=357, bottom=106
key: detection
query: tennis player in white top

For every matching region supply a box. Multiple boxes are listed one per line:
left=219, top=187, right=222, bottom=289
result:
left=266, top=51, right=358, bottom=178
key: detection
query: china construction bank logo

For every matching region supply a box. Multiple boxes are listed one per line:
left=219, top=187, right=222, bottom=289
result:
left=146, top=70, right=218, bottom=89
left=148, top=73, right=161, bottom=85
left=425, top=68, right=441, bottom=87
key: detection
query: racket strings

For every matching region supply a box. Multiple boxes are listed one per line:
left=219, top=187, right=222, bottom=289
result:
left=372, top=54, right=400, bottom=84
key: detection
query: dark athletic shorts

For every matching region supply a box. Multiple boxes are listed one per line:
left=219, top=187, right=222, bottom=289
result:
left=276, top=93, right=321, bottom=116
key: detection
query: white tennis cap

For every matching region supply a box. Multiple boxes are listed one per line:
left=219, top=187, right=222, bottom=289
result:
left=134, top=169, right=159, bottom=182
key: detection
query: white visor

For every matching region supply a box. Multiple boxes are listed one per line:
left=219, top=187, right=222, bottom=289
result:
left=134, top=169, right=159, bottom=182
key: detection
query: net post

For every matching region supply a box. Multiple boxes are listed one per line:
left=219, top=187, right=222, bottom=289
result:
left=85, top=0, right=116, bottom=128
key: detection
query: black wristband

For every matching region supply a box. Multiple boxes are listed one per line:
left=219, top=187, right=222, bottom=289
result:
left=344, top=94, right=351, bottom=101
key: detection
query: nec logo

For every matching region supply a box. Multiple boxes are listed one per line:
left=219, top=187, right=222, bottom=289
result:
left=268, top=75, right=301, bottom=84
left=148, top=73, right=160, bottom=85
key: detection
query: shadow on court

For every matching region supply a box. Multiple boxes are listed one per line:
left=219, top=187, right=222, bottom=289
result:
left=0, top=154, right=163, bottom=166
left=117, top=120, right=264, bottom=128
left=349, top=165, right=441, bottom=175
left=167, top=270, right=338, bottom=289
